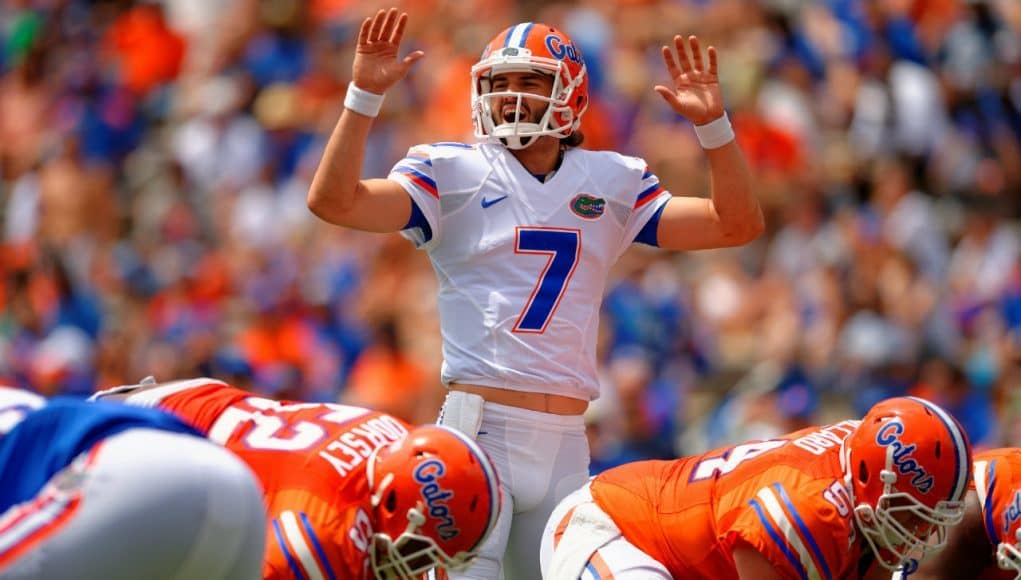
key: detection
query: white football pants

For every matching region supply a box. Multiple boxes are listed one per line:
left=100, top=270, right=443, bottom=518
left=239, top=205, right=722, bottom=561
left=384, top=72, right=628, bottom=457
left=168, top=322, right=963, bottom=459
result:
left=0, top=428, right=266, bottom=579
left=438, top=392, right=590, bottom=580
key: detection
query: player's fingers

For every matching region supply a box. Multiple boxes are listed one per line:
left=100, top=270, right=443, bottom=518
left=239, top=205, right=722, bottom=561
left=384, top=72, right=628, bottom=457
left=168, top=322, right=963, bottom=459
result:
left=707, top=46, right=718, bottom=76
left=390, top=12, right=409, bottom=44
left=674, top=35, right=693, bottom=73
left=401, top=50, right=425, bottom=68
left=368, top=9, right=387, bottom=42
left=661, top=45, right=681, bottom=80
left=688, top=36, right=704, bottom=73
left=357, top=17, right=371, bottom=47
left=379, top=8, right=399, bottom=43
left=654, top=85, right=680, bottom=107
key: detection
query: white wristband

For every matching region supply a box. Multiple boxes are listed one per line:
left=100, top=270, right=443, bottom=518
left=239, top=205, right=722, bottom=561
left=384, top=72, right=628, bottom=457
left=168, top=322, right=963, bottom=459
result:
left=344, top=82, right=385, bottom=117
left=693, top=112, right=735, bottom=149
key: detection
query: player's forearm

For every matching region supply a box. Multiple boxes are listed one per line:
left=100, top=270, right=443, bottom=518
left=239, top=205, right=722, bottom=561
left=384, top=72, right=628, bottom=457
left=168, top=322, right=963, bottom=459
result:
left=307, top=108, right=374, bottom=225
left=704, top=141, right=764, bottom=245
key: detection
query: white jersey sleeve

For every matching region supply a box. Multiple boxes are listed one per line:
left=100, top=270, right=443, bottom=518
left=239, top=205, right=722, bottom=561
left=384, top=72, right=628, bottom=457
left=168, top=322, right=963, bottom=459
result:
left=608, top=154, right=673, bottom=256
left=621, top=161, right=672, bottom=252
left=389, top=142, right=486, bottom=250
left=389, top=145, right=439, bottom=248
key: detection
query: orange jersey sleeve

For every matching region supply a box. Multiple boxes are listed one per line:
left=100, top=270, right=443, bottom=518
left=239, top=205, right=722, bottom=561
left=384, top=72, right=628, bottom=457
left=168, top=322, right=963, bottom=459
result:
left=263, top=490, right=375, bottom=580
left=591, top=421, right=863, bottom=579
left=724, top=477, right=857, bottom=580
left=139, top=380, right=413, bottom=580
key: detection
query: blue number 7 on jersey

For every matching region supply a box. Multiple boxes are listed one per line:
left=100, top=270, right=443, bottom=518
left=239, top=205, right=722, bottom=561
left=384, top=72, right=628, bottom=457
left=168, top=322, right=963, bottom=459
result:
left=513, top=227, right=581, bottom=333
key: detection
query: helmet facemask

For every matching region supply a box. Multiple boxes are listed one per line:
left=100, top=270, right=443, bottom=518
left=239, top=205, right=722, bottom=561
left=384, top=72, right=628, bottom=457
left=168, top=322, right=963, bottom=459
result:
left=996, top=527, right=1021, bottom=578
left=366, top=445, right=480, bottom=579
left=471, top=48, right=587, bottom=150
left=845, top=441, right=966, bottom=570
left=369, top=528, right=475, bottom=580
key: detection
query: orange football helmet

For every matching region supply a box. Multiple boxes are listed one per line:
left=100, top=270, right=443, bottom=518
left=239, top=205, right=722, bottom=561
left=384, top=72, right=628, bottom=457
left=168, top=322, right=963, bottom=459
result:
left=975, top=451, right=1021, bottom=576
left=471, top=22, right=589, bottom=149
left=842, top=396, right=972, bottom=570
left=367, top=425, right=501, bottom=579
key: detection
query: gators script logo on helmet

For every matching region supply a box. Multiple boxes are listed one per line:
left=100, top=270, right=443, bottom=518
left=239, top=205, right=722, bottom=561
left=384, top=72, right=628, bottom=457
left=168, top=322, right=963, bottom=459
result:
left=471, top=23, right=589, bottom=149
left=367, top=425, right=501, bottom=579
left=842, top=396, right=972, bottom=570
left=412, top=458, right=460, bottom=541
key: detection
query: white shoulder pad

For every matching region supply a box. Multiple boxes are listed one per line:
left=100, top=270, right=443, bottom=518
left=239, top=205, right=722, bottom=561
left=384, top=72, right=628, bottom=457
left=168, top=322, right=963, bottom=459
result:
left=92, top=377, right=228, bottom=408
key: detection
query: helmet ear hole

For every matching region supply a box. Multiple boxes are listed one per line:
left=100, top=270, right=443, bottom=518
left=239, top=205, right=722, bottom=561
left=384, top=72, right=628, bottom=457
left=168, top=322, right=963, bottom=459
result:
left=858, top=459, right=869, bottom=484
left=385, top=489, right=398, bottom=513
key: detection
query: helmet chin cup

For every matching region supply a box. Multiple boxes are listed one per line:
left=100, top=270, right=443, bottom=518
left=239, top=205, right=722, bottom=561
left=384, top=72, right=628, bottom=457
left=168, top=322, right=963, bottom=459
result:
left=498, top=135, right=538, bottom=150
left=491, top=122, right=542, bottom=150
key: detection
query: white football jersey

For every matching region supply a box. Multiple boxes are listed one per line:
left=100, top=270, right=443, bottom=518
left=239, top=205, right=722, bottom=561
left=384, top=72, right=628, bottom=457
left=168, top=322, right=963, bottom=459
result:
left=389, top=142, right=671, bottom=401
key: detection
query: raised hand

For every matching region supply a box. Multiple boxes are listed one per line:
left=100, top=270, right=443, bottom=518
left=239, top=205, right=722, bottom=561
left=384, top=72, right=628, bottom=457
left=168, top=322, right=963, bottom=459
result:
left=654, top=35, right=724, bottom=126
left=352, top=8, right=424, bottom=94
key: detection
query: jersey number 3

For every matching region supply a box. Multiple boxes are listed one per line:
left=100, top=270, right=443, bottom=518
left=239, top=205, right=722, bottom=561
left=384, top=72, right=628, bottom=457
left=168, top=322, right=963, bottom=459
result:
left=513, top=227, right=581, bottom=333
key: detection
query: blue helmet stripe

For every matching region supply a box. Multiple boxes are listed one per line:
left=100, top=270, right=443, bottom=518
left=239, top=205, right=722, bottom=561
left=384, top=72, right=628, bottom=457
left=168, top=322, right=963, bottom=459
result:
left=907, top=397, right=969, bottom=502
left=517, top=23, right=534, bottom=47
left=505, top=23, right=533, bottom=48
left=503, top=23, right=524, bottom=47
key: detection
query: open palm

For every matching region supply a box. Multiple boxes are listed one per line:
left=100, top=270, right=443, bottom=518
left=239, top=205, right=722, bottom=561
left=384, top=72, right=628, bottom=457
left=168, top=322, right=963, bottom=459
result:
left=352, top=8, right=424, bottom=94
left=654, top=35, right=724, bottom=126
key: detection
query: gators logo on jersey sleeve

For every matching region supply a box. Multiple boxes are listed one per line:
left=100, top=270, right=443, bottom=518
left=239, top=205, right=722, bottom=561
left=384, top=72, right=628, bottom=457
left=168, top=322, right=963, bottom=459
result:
left=570, top=194, right=605, bottom=219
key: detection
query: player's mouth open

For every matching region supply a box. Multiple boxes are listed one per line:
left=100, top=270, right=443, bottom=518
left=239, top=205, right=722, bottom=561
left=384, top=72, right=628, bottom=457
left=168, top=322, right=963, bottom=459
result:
left=502, top=107, right=528, bottom=123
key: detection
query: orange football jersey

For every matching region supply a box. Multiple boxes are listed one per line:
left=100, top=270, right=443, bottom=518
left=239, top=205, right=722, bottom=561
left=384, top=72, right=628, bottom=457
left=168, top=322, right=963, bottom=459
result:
left=138, top=379, right=411, bottom=579
left=973, top=448, right=1021, bottom=580
left=589, top=420, right=864, bottom=579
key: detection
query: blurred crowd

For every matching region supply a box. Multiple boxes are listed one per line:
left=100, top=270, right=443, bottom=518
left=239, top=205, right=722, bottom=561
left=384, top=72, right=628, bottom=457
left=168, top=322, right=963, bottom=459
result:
left=1, top=0, right=1019, bottom=472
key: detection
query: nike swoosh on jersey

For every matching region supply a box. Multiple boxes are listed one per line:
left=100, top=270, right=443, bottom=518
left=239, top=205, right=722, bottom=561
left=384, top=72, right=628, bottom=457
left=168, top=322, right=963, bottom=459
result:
left=480, top=195, right=509, bottom=208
